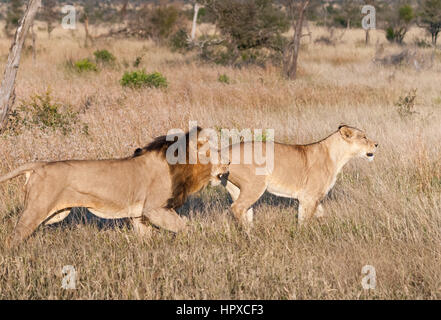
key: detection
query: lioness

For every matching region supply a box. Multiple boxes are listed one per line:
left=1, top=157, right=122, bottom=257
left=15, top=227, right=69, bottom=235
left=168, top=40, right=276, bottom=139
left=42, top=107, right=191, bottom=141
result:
left=224, top=125, right=378, bottom=225
left=0, top=127, right=229, bottom=247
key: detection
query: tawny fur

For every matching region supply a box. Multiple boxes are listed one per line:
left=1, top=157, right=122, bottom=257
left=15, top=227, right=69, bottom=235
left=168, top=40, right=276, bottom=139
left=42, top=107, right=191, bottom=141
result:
left=224, top=125, right=378, bottom=226
left=0, top=127, right=228, bottom=248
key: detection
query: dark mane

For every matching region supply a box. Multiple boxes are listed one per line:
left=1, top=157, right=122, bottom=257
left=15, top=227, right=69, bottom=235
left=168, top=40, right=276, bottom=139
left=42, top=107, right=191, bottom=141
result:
left=133, top=127, right=203, bottom=158
left=132, top=126, right=212, bottom=209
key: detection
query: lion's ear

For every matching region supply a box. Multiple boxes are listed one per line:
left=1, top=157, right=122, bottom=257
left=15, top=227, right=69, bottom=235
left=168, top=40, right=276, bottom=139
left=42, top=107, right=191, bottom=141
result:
left=339, top=125, right=353, bottom=140
left=196, top=128, right=218, bottom=160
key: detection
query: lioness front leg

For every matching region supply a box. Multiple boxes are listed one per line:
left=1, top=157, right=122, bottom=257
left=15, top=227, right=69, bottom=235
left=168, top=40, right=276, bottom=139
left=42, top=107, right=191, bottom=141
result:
left=143, top=208, right=187, bottom=233
left=229, top=181, right=266, bottom=227
left=226, top=181, right=254, bottom=224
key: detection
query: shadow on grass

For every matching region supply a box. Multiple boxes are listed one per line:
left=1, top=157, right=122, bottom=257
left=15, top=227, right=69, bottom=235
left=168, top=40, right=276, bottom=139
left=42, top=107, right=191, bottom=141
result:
left=45, top=208, right=131, bottom=231
left=41, top=185, right=346, bottom=231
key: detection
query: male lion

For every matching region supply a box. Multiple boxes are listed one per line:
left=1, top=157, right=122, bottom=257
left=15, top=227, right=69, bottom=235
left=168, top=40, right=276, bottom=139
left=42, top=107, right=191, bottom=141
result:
left=0, top=127, right=229, bottom=247
left=224, top=125, right=378, bottom=226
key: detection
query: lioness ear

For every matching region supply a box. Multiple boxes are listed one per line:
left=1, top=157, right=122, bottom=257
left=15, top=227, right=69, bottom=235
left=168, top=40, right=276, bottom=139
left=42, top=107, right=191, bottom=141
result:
left=339, top=125, right=353, bottom=139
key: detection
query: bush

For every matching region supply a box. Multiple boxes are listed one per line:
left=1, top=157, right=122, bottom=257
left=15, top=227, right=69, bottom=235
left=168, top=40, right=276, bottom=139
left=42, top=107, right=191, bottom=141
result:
left=4, top=89, right=81, bottom=135
left=218, top=74, right=230, bottom=84
left=413, top=38, right=432, bottom=48
left=201, top=0, right=289, bottom=66
left=395, top=89, right=417, bottom=118
left=120, top=71, right=168, bottom=89
left=74, top=58, right=98, bottom=72
left=128, top=4, right=185, bottom=42
left=170, top=29, right=190, bottom=52
left=93, top=49, right=116, bottom=64
left=383, top=4, right=414, bottom=44
left=133, top=56, right=142, bottom=67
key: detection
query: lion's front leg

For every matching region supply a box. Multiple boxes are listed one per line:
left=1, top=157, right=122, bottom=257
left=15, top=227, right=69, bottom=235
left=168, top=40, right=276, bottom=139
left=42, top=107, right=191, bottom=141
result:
left=314, top=203, right=325, bottom=218
left=297, top=198, right=320, bottom=225
left=131, top=217, right=153, bottom=237
left=143, top=207, right=187, bottom=233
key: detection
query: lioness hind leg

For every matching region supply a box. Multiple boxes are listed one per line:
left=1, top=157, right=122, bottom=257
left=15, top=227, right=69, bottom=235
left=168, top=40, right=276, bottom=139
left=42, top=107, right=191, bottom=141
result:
left=144, top=208, right=187, bottom=233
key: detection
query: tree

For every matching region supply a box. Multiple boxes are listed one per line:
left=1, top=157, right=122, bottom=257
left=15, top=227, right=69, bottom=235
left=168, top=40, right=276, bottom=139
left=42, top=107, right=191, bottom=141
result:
left=417, top=0, right=441, bottom=46
left=333, top=0, right=361, bottom=29
left=0, top=0, right=42, bottom=131
left=191, top=1, right=201, bottom=40
left=127, top=3, right=184, bottom=42
left=5, top=0, right=24, bottom=37
left=283, top=0, right=310, bottom=80
left=202, top=0, right=289, bottom=65
left=40, top=0, right=57, bottom=39
left=382, top=2, right=414, bottom=44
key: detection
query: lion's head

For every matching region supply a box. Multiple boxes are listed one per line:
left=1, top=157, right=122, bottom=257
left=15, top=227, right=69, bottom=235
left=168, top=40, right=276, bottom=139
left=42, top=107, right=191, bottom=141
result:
left=338, top=125, right=378, bottom=161
left=133, top=127, right=229, bottom=208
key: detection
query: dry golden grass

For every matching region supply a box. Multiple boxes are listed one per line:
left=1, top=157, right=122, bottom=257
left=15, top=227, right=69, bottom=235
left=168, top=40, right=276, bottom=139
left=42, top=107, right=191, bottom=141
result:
left=0, top=24, right=440, bottom=299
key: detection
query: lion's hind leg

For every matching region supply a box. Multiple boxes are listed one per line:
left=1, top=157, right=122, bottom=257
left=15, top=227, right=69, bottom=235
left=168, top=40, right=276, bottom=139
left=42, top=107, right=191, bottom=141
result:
left=7, top=179, right=63, bottom=248
left=8, top=204, right=52, bottom=249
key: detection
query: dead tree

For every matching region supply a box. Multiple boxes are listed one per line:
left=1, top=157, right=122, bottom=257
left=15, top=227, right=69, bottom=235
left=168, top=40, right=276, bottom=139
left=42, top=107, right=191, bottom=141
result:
left=191, top=2, right=201, bottom=40
left=283, top=0, right=310, bottom=80
left=0, top=0, right=41, bottom=131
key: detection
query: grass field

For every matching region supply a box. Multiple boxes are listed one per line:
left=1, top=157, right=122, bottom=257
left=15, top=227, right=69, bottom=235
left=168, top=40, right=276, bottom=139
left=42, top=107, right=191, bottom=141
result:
left=0, top=23, right=440, bottom=299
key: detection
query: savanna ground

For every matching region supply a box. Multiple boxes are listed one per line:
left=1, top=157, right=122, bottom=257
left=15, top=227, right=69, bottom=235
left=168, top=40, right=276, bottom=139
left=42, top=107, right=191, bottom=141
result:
left=0, top=22, right=440, bottom=299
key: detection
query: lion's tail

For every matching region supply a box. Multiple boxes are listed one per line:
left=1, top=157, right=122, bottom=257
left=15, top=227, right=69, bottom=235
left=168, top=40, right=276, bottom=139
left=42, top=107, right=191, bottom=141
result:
left=0, top=162, right=46, bottom=184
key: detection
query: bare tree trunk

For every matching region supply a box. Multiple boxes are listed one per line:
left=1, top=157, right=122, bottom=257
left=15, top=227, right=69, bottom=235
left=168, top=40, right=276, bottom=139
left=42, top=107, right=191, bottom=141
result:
left=191, top=3, right=200, bottom=41
left=120, top=0, right=129, bottom=23
left=31, top=22, right=36, bottom=65
left=84, top=14, right=91, bottom=47
left=284, top=0, right=310, bottom=80
left=0, top=0, right=41, bottom=131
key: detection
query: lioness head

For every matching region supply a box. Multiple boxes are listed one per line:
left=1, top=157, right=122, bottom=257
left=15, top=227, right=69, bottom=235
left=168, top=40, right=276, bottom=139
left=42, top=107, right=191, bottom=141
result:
left=338, top=125, right=378, bottom=161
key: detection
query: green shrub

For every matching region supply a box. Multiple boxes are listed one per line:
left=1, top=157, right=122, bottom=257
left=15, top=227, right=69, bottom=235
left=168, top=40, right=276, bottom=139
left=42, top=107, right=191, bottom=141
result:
left=218, top=74, right=230, bottom=84
left=395, top=89, right=417, bottom=118
left=170, top=28, right=190, bottom=52
left=74, top=58, right=98, bottom=72
left=413, top=38, right=432, bottom=48
left=4, top=89, right=81, bottom=135
left=120, top=71, right=168, bottom=89
left=386, top=27, right=397, bottom=43
left=133, top=56, right=142, bottom=67
left=93, top=49, right=116, bottom=64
